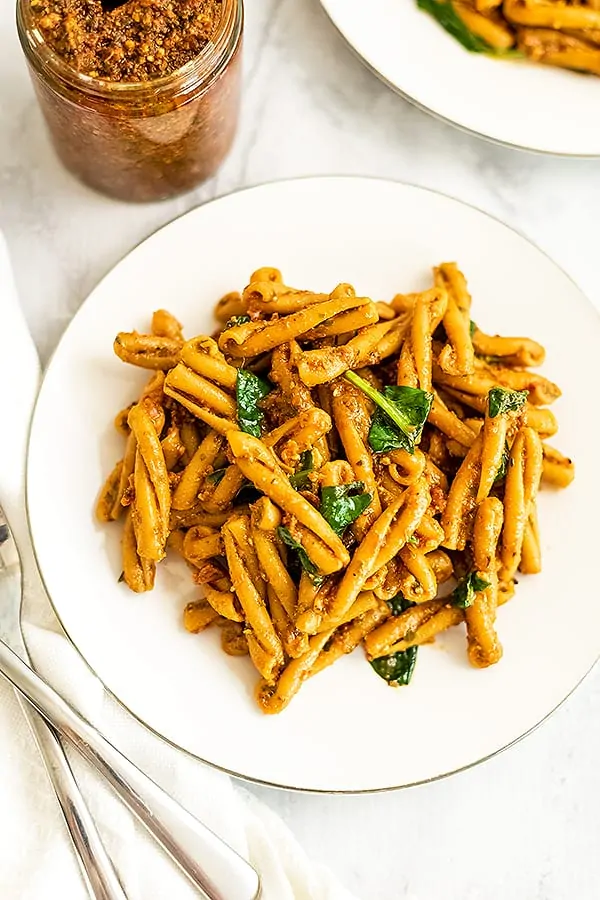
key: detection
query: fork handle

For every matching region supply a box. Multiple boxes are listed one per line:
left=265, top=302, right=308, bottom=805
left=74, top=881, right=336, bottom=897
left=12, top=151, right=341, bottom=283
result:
left=0, top=640, right=261, bottom=900
left=19, top=699, right=128, bottom=900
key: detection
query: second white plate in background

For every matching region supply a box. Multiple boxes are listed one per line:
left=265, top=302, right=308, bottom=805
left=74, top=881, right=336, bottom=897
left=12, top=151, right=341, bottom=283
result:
left=320, top=0, right=600, bottom=156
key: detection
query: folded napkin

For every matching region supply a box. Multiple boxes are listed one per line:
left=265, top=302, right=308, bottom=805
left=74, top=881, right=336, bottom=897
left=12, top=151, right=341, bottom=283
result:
left=0, top=232, right=359, bottom=900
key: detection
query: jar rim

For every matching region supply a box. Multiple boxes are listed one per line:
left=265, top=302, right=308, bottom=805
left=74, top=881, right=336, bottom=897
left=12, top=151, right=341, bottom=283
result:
left=16, top=0, right=242, bottom=99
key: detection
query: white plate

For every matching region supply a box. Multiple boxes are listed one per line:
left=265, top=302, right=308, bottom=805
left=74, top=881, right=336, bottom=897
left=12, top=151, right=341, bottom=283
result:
left=27, top=177, right=600, bottom=792
left=320, top=0, right=600, bottom=156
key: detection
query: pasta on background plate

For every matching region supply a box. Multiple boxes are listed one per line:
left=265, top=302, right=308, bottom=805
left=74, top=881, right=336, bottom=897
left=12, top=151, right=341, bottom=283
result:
left=97, top=263, right=574, bottom=713
left=418, top=0, right=600, bottom=78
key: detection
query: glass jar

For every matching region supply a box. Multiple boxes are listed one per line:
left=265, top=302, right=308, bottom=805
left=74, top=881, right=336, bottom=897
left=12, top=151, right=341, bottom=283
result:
left=16, top=0, right=243, bottom=203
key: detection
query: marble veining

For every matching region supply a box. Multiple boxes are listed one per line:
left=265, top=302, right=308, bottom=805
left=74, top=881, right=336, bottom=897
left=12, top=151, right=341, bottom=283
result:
left=1, top=1, right=599, bottom=897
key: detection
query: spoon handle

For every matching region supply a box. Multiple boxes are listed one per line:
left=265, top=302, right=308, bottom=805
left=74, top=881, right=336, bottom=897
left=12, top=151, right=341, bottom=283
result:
left=25, top=713, right=129, bottom=900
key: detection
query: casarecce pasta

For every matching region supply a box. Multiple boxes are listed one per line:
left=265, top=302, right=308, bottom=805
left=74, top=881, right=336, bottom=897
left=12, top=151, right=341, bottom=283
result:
left=97, top=266, right=574, bottom=713
left=418, top=0, right=600, bottom=78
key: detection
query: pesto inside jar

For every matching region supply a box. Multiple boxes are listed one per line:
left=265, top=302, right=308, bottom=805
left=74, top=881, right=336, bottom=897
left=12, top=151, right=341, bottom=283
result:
left=30, top=0, right=224, bottom=82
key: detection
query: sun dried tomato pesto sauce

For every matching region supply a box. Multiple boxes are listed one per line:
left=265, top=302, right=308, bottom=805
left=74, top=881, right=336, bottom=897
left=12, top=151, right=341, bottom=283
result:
left=30, top=0, right=224, bottom=82
left=18, top=0, right=242, bottom=201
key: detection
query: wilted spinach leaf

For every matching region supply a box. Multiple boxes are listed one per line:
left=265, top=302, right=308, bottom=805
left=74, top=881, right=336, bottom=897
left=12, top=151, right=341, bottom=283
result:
left=236, top=369, right=272, bottom=437
left=370, top=648, right=418, bottom=686
left=289, top=451, right=314, bottom=491
left=386, top=592, right=412, bottom=617
left=206, top=467, right=227, bottom=485
left=452, top=571, right=491, bottom=609
left=277, top=526, right=321, bottom=581
left=225, top=315, right=250, bottom=329
left=345, top=371, right=433, bottom=455
left=469, top=319, right=477, bottom=337
left=494, top=443, right=510, bottom=485
left=371, top=647, right=419, bottom=687
left=368, top=387, right=432, bottom=453
left=206, top=467, right=259, bottom=502
left=370, top=593, right=418, bottom=687
left=488, top=387, right=527, bottom=419
left=320, top=482, right=372, bottom=535
left=236, top=483, right=263, bottom=506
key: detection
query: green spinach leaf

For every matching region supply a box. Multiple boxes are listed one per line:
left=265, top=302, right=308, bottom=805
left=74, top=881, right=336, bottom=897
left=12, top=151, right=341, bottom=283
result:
left=277, top=526, right=321, bottom=581
left=488, top=386, right=528, bottom=418
left=345, top=371, right=433, bottom=454
left=320, top=482, right=372, bottom=535
left=225, top=315, right=250, bottom=329
left=289, top=451, right=314, bottom=490
left=370, top=649, right=418, bottom=686
left=469, top=319, right=477, bottom=337
left=370, top=594, right=418, bottom=687
left=452, top=571, right=491, bottom=609
left=369, top=386, right=433, bottom=454
left=236, top=484, right=263, bottom=505
left=494, top=443, right=510, bottom=485
left=205, top=468, right=259, bottom=500
left=236, top=369, right=272, bottom=437
left=206, top=467, right=228, bottom=485
left=386, top=592, right=412, bottom=617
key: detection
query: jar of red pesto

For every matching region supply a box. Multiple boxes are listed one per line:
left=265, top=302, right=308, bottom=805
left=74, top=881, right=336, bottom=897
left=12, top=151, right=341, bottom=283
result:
left=17, top=0, right=243, bottom=202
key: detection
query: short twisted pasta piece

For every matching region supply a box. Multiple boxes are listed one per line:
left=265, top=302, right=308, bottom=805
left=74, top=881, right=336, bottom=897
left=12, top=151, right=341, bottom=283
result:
left=121, top=510, right=155, bottom=593
left=172, top=431, right=224, bottom=510
left=364, top=598, right=447, bottom=659
left=128, top=399, right=171, bottom=562
left=152, top=309, right=183, bottom=341
left=466, top=497, right=504, bottom=668
left=113, top=332, right=183, bottom=370
left=435, top=263, right=475, bottom=376
left=222, top=515, right=284, bottom=681
left=500, top=427, right=543, bottom=580
left=519, top=503, right=541, bottom=575
left=441, top=434, right=483, bottom=551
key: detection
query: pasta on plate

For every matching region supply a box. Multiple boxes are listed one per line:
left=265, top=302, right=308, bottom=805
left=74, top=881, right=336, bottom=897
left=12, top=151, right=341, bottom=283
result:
left=97, top=263, right=574, bottom=714
left=418, top=0, right=600, bottom=77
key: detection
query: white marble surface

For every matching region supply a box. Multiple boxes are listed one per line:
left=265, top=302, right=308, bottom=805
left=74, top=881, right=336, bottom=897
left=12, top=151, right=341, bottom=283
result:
left=1, top=1, right=600, bottom=898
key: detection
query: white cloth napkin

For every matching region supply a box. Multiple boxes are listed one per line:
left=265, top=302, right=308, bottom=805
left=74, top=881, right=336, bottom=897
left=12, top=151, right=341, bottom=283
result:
left=0, top=232, right=359, bottom=900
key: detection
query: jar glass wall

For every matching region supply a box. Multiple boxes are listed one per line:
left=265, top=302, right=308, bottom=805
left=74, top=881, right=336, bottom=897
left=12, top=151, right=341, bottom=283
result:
left=16, top=0, right=243, bottom=203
